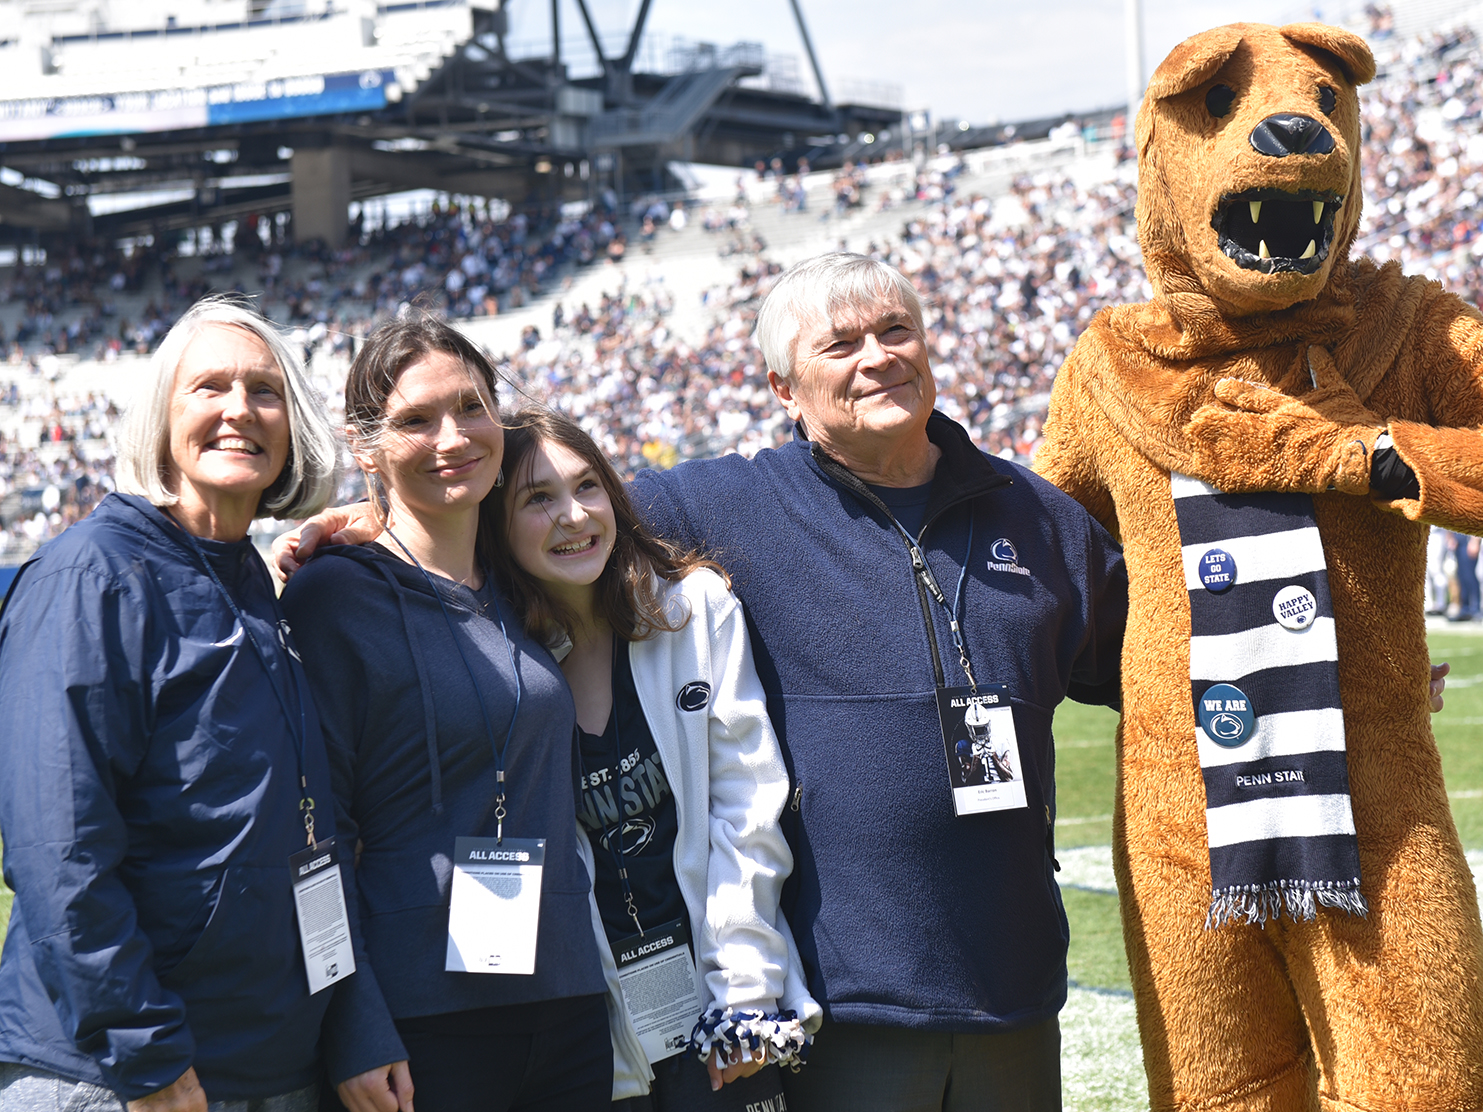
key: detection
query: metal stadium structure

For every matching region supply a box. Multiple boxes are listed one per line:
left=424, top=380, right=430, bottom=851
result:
left=0, top=0, right=902, bottom=244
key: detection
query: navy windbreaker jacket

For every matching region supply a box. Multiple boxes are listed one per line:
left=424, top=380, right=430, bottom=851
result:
left=0, top=494, right=338, bottom=1099
left=631, top=412, right=1127, bottom=1031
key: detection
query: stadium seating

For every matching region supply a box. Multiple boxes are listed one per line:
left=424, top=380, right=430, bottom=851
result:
left=0, top=12, right=1477, bottom=565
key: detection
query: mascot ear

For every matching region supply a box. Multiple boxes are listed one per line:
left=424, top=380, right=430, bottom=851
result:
left=1280, top=23, right=1376, bottom=85
left=1144, top=25, right=1243, bottom=101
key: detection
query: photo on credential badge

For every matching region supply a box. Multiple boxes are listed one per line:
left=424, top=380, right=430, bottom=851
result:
left=937, top=684, right=1028, bottom=816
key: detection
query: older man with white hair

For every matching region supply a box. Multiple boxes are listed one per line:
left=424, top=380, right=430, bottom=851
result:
left=627, top=253, right=1128, bottom=1111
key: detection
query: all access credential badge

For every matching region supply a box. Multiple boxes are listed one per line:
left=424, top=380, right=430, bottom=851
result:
left=289, top=838, right=356, bottom=995
left=611, top=920, right=702, bottom=1065
left=937, top=684, right=1027, bottom=816
left=446, top=837, right=545, bottom=975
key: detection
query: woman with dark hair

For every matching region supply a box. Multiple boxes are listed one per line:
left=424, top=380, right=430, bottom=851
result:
left=494, top=408, right=818, bottom=1112
left=280, top=320, right=610, bottom=1112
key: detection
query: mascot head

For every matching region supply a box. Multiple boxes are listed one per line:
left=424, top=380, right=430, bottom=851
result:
left=1135, top=23, right=1375, bottom=316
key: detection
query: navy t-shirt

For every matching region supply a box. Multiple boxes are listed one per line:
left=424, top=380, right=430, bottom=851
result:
left=866, top=479, right=934, bottom=539
left=577, top=640, right=685, bottom=944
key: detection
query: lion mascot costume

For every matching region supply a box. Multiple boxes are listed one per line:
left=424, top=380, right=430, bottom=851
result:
left=1037, top=22, right=1483, bottom=1112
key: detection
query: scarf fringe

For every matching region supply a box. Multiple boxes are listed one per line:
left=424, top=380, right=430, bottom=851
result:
left=689, top=1008, right=812, bottom=1072
left=1205, top=880, right=1368, bottom=929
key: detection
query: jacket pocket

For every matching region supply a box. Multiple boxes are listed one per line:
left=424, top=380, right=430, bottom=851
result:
left=156, top=867, right=233, bottom=984
left=156, top=863, right=325, bottom=1087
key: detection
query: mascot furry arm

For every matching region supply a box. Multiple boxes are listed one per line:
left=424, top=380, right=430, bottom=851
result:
left=1037, top=22, right=1483, bottom=1112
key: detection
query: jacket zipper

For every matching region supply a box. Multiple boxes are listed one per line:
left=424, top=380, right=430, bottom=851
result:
left=906, top=543, right=947, bottom=687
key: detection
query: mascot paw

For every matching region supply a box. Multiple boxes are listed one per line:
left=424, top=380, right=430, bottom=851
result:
left=1185, top=348, right=1380, bottom=494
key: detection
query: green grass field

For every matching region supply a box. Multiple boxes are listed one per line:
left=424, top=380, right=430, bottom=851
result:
left=1053, top=628, right=1483, bottom=1108
left=0, top=629, right=1479, bottom=1107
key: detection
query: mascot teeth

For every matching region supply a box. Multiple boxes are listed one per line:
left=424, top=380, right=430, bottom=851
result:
left=1213, top=190, right=1340, bottom=274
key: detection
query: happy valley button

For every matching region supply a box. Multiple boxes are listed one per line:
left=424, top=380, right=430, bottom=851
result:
left=1199, top=548, right=1237, bottom=593
left=1272, top=584, right=1317, bottom=631
left=1198, top=683, right=1255, bottom=748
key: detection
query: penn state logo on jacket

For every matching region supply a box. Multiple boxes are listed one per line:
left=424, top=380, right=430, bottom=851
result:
left=987, top=538, right=1031, bottom=577
left=676, top=681, right=711, bottom=712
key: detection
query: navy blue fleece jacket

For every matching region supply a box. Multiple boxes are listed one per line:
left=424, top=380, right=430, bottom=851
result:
left=630, top=412, right=1127, bottom=1031
left=280, top=542, right=605, bottom=1082
left=0, top=495, right=339, bottom=1100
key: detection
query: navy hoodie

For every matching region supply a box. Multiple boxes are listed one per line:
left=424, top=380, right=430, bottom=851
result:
left=280, top=542, right=605, bottom=1081
left=0, top=494, right=338, bottom=1100
left=631, top=412, right=1127, bottom=1032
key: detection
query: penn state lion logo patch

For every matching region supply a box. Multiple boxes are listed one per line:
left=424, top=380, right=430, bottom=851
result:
left=676, top=681, right=711, bottom=712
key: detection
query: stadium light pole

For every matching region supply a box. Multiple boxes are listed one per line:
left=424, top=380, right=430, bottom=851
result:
left=787, top=0, right=834, bottom=117
left=1125, top=0, right=1144, bottom=135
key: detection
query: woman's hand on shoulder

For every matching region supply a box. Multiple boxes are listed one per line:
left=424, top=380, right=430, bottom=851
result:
left=273, top=503, right=384, bottom=583
left=125, top=1067, right=206, bottom=1112
left=338, top=1060, right=415, bottom=1112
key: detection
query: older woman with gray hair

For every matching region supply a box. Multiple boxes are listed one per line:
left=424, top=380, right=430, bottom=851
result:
left=0, top=298, right=407, bottom=1112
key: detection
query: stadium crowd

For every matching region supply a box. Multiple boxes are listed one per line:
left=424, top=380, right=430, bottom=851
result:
left=1, top=12, right=1481, bottom=562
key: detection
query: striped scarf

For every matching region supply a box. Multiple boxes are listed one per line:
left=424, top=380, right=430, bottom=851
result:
left=1171, top=474, right=1367, bottom=929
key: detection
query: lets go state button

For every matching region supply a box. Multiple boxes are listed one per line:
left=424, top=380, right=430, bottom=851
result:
left=1199, top=549, right=1237, bottom=594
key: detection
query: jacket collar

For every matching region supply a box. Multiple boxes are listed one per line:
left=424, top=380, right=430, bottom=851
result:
left=794, top=411, right=1010, bottom=536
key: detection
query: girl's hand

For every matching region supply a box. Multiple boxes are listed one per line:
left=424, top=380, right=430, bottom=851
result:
left=705, top=1045, right=766, bottom=1090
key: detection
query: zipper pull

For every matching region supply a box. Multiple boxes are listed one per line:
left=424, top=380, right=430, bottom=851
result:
left=910, top=545, right=946, bottom=604
left=790, top=783, right=803, bottom=812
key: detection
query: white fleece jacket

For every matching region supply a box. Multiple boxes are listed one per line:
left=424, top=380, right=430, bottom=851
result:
left=576, top=568, right=822, bottom=1100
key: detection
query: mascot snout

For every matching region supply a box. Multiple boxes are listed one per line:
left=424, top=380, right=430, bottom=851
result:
left=1248, top=113, right=1335, bottom=156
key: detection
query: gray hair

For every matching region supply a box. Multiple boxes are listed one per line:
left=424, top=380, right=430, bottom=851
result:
left=753, top=253, right=926, bottom=382
left=115, top=296, right=339, bottom=520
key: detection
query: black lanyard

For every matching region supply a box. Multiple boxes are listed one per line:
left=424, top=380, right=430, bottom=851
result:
left=173, top=522, right=316, bottom=845
left=385, top=527, right=523, bottom=842
left=578, top=634, right=646, bottom=937
left=820, top=454, right=983, bottom=694
left=926, top=513, right=979, bottom=693
left=895, top=509, right=980, bottom=693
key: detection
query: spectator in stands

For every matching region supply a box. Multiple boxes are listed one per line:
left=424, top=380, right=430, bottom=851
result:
left=1451, top=530, right=1480, bottom=621
left=280, top=317, right=612, bottom=1112
left=0, top=298, right=368, bottom=1111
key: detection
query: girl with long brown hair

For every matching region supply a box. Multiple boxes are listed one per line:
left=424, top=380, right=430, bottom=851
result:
left=494, top=408, right=819, bottom=1112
